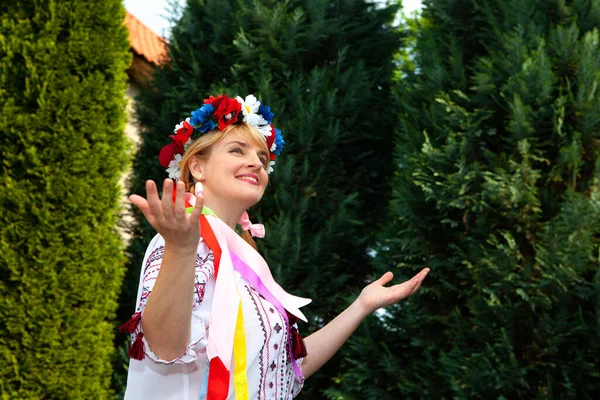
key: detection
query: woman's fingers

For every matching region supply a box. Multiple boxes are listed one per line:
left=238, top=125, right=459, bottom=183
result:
left=173, top=180, right=187, bottom=220
left=131, top=179, right=208, bottom=245
left=146, top=180, right=163, bottom=221
left=386, top=268, right=429, bottom=301
left=190, top=183, right=205, bottom=222
left=376, top=271, right=394, bottom=286
left=129, top=194, right=150, bottom=217
left=409, top=268, right=430, bottom=295
left=161, top=179, right=175, bottom=220
left=131, top=179, right=206, bottom=243
left=130, top=192, right=162, bottom=231
left=392, top=279, right=417, bottom=299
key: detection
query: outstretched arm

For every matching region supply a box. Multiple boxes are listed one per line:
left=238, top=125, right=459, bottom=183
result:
left=130, top=179, right=204, bottom=360
left=300, top=269, right=429, bottom=379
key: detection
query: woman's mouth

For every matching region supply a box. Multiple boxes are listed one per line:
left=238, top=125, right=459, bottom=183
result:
left=236, top=174, right=259, bottom=186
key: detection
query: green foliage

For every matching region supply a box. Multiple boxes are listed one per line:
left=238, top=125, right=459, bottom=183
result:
left=119, top=0, right=402, bottom=397
left=0, top=0, right=131, bottom=398
left=331, top=0, right=600, bottom=398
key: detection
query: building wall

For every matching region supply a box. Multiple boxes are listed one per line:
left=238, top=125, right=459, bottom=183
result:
left=119, top=81, right=142, bottom=244
left=125, top=83, right=141, bottom=147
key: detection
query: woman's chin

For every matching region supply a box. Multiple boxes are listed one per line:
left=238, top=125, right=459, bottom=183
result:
left=231, top=190, right=263, bottom=209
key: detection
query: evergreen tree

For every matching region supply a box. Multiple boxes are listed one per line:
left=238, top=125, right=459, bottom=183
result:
left=0, top=0, right=131, bottom=398
left=118, top=0, right=402, bottom=397
left=331, top=0, right=600, bottom=398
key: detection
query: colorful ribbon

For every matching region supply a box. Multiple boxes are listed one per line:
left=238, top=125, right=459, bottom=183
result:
left=233, top=301, right=249, bottom=399
left=178, top=194, right=311, bottom=400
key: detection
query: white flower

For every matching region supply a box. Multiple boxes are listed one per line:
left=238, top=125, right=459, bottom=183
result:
left=173, top=118, right=191, bottom=133
left=257, top=124, right=272, bottom=139
left=270, top=141, right=277, bottom=152
left=166, top=154, right=183, bottom=180
left=268, top=160, right=275, bottom=174
left=236, top=95, right=267, bottom=127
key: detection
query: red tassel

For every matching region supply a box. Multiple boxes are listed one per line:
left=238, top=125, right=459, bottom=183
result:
left=286, top=310, right=299, bottom=325
left=129, top=332, right=146, bottom=360
left=119, top=312, right=142, bottom=334
left=290, top=326, right=307, bottom=359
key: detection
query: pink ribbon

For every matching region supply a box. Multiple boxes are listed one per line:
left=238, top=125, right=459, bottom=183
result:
left=238, top=211, right=265, bottom=238
left=204, top=215, right=311, bottom=376
left=230, top=251, right=305, bottom=380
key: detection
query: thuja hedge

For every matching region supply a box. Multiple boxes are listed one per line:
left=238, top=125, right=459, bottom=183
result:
left=0, top=0, right=131, bottom=398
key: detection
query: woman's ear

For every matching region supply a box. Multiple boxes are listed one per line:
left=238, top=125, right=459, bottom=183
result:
left=189, top=157, right=205, bottom=182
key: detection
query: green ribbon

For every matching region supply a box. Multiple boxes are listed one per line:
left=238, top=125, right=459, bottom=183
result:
left=186, top=205, right=219, bottom=218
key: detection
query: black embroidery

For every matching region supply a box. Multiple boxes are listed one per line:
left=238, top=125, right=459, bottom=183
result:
left=247, top=285, right=267, bottom=399
left=143, top=246, right=164, bottom=275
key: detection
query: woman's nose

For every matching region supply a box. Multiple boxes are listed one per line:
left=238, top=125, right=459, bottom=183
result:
left=248, top=152, right=263, bottom=168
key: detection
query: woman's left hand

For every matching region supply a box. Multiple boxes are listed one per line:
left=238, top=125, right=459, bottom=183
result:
left=357, top=269, right=430, bottom=315
left=301, top=268, right=430, bottom=378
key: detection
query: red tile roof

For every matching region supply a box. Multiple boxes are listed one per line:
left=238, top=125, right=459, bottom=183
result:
left=125, top=12, right=168, bottom=65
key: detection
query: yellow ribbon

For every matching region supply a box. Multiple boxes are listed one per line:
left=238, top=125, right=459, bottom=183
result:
left=233, top=299, right=249, bottom=399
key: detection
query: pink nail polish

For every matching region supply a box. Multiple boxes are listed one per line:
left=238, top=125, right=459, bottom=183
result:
left=195, top=182, right=204, bottom=197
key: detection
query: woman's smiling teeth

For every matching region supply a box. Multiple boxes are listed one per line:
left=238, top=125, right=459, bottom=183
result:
left=237, top=175, right=259, bottom=185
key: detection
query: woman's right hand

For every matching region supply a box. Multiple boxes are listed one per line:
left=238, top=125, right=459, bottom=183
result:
left=129, top=179, right=205, bottom=250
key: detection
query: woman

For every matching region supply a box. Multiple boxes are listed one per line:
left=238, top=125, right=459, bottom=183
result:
left=123, top=94, right=429, bottom=399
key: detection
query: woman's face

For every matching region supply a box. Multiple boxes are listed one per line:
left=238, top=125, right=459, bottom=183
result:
left=195, top=131, right=269, bottom=210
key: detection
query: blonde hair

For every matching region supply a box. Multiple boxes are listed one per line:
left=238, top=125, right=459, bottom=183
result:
left=179, top=123, right=270, bottom=249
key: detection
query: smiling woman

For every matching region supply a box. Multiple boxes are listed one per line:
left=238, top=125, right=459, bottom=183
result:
left=121, top=93, right=429, bottom=399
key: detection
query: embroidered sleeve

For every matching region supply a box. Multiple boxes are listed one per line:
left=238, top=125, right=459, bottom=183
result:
left=121, top=235, right=214, bottom=364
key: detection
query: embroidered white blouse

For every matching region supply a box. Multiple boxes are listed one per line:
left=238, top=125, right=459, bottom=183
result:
left=124, top=234, right=304, bottom=399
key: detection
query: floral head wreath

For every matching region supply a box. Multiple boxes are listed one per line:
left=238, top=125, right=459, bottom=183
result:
left=158, top=94, right=285, bottom=179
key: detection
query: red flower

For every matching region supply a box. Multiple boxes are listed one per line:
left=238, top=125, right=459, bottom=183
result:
left=158, top=141, right=184, bottom=167
left=205, top=94, right=241, bottom=130
left=171, top=120, right=194, bottom=146
left=203, top=94, right=224, bottom=106
left=265, top=124, right=276, bottom=150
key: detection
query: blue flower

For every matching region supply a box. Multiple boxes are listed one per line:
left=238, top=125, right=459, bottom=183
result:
left=273, top=128, right=285, bottom=155
left=199, top=119, right=216, bottom=133
left=190, top=104, right=214, bottom=127
left=259, top=104, right=274, bottom=124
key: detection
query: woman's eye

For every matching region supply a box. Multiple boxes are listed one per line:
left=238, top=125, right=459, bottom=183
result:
left=230, top=147, right=243, bottom=154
